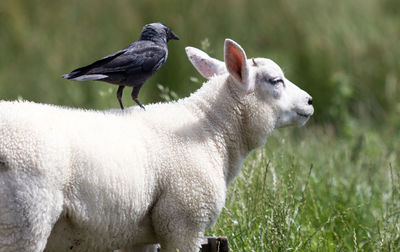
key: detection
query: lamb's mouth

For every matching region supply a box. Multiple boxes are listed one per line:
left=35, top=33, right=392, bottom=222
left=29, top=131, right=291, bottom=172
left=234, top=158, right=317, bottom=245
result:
left=296, top=112, right=312, bottom=118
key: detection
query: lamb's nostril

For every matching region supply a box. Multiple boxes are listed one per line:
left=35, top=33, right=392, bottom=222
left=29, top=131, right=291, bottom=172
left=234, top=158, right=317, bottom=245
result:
left=308, top=97, right=313, bottom=105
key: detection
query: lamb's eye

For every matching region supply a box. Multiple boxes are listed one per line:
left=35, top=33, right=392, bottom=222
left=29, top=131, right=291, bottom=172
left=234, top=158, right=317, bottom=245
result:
left=268, top=77, right=283, bottom=86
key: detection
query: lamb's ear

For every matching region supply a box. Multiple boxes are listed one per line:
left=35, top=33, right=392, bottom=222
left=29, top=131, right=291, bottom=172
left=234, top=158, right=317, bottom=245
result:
left=224, top=39, right=250, bottom=89
left=185, top=47, right=226, bottom=79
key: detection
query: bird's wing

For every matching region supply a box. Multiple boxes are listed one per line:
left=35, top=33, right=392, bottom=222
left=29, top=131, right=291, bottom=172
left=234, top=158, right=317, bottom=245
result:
left=86, top=45, right=167, bottom=75
left=65, top=49, right=128, bottom=79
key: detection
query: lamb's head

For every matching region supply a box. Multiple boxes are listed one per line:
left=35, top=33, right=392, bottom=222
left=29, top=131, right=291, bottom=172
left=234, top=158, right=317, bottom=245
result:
left=186, top=39, right=314, bottom=132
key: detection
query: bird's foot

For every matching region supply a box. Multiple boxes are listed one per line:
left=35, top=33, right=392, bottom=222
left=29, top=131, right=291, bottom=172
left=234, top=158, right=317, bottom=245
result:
left=117, top=86, right=125, bottom=110
left=134, top=98, right=146, bottom=110
left=118, top=100, right=125, bottom=110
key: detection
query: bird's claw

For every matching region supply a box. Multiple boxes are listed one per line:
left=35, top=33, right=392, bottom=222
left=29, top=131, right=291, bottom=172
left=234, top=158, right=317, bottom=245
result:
left=135, top=99, right=146, bottom=110
left=118, top=100, right=125, bottom=110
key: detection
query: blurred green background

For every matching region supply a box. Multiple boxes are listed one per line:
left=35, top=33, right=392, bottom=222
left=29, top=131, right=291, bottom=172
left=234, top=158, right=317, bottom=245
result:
left=1, top=0, right=399, bottom=132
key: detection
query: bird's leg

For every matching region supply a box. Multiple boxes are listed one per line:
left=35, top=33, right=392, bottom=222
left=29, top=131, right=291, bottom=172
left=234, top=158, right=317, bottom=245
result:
left=131, top=86, right=145, bottom=110
left=117, top=85, right=125, bottom=110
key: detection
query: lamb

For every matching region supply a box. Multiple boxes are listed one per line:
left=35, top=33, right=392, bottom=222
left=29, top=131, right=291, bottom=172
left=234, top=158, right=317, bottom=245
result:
left=0, top=39, right=313, bottom=252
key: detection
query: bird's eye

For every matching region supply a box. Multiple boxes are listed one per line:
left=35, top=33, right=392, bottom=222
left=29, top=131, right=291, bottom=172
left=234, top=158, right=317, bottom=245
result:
left=268, top=77, right=283, bottom=86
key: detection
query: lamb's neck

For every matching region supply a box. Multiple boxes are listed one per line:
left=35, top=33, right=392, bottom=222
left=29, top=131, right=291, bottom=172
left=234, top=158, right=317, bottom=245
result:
left=183, top=76, right=253, bottom=185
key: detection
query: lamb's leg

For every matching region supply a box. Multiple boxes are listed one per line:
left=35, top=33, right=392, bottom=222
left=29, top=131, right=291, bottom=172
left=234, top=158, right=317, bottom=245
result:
left=151, top=198, right=207, bottom=252
left=0, top=173, right=62, bottom=252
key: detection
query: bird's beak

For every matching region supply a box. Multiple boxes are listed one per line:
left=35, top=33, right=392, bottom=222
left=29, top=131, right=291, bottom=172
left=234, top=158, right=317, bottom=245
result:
left=170, top=31, right=180, bottom=40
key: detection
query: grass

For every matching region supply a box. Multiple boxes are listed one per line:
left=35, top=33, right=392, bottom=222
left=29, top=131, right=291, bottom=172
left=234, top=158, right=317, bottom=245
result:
left=206, top=126, right=400, bottom=251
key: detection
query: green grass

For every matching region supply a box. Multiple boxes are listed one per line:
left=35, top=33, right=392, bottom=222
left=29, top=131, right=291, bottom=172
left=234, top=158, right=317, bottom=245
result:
left=206, top=126, right=400, bottom=251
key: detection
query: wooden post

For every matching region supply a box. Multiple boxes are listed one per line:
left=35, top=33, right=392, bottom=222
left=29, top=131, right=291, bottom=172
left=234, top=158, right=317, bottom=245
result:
left=200, top=236, right=229, bottom=252
left=116, top=236, right=228, bottom=252
left=217, top=237, right=229, bottom=252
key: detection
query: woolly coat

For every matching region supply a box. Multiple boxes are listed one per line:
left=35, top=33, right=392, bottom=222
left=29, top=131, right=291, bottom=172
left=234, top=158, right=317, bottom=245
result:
left=0, top=74, right=270, bottom=251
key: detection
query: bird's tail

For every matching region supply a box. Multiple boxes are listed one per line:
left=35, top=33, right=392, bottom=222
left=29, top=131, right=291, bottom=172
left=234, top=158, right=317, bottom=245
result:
left=62, top=73, right=108, bottom=81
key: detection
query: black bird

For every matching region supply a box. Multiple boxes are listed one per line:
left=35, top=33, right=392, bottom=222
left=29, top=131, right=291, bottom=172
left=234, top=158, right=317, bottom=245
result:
left=62, top=22, right=179, bottom=110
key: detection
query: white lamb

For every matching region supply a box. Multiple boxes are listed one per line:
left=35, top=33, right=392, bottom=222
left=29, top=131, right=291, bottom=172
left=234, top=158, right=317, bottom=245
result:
left=0, top=39, right=313, bottom=252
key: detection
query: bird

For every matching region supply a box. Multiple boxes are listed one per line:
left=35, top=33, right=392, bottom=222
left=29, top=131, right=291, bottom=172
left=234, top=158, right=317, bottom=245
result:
left=62, top=22, right=179, bottom=110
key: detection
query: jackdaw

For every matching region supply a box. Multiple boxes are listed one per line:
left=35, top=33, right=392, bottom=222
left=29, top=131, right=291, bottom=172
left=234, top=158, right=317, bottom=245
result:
left=62, top=22, right=179, bottom=110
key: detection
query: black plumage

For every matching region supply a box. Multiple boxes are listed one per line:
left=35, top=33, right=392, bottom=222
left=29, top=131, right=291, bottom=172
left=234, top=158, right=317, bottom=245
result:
left=62, top=22, right=179, bottom=109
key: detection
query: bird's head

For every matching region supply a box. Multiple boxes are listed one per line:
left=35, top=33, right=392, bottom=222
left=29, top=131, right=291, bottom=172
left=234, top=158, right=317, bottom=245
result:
left=140, top=22, right=179, bottom=43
